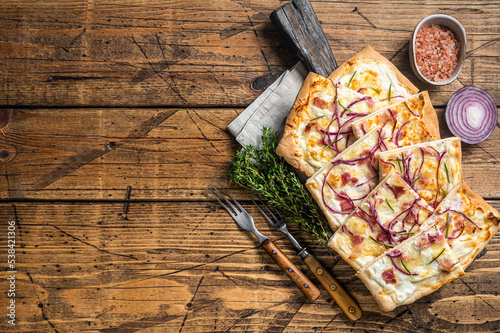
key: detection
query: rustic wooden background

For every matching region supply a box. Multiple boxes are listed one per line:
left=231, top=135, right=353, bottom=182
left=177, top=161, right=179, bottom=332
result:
left=1, top=1, right=500, bottom=332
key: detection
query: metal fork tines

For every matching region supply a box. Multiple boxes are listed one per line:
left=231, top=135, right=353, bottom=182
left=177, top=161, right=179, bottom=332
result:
left=206, top=179, right=321, bottom=302
left=206, top=179, right=268, bottom=244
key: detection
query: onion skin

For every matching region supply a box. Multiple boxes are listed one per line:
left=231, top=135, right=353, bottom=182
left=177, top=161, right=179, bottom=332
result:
left=445, top=86, right=497, bottom=144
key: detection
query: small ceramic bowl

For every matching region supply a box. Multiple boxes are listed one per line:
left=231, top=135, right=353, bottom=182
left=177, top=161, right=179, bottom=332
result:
left=409, top=14, right=466, bottom=85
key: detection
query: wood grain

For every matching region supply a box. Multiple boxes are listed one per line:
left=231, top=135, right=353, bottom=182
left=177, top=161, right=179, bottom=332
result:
left=1, top=201, right=499, bottom=332
left=1, top=107, right=499, bottom=201
left=0, top=0, right=498, bottom=107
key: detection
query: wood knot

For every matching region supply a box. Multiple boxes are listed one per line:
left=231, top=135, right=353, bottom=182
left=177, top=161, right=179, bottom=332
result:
left=0, top=145, right=16, bottom=164
left=251, top=75, right=270, bottom=92
left=0, top=109, right=13, bottom=130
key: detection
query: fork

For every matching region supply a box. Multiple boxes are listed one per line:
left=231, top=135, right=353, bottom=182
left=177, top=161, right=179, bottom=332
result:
left=254, top=199, right=362, bottom=321
left=206, top=179, right=321, bottom=302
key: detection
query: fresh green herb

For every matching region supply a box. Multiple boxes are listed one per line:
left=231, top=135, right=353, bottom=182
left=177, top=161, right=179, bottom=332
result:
left=410, top=175, right=421, bottom=188
left=442, top=188, right=446, bottom=197
left=444, top=163, right=450, bottom=183
left=326, top=137, right=343, bottom=149
left=445, top=212, right=450, bottom=238
left=388, top=83, right=392, bottom=102
left=338, top=101, right=353, bottom=112
left=369, top=235, right=394, bottom=247
left=228, top=127, right=330, bottom=244
left=397, top=157, right=403, bottom=173
left=348, top=71, right=357, bottom=87
left=394, top=232, right=415, bottom=236
left=401, top=260, right=412, bottom=275
left=429, top=248, right=446, bottom=265
left=370, top=87, right=381, bottom=94
left=310, top=115, right=325, bottom=121
left=386, top=199, right=394, bottom=211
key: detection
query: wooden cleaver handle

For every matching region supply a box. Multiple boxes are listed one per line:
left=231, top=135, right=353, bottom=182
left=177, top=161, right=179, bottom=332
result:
left=270, top=0, right=338, bottom=77
left=261, top=239, right=321, bottom=302
left=303, top=253, right=362, bottom=320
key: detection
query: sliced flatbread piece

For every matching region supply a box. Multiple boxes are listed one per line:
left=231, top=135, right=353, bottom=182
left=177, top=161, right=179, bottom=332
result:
left=306, top=95, right=440, bottom=231
left=379, top=138, right=461, bottom=208
left=351, top=91, right=440, bottom=141
left=356, top=225, right=464, bottom=312
left=329, top=45, right=419, bottom=102
left=329, top=171, right=434, bottom=271
left=420, top=181, right=500, bottom=270
left=276, top=72, right=385, bottom=176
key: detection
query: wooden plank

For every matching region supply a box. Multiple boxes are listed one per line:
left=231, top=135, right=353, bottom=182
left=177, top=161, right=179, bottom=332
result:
left=1, top=106, right=500, bottom=201
left=0, top=0, right=498, bottom=107
left=1, top=201, right=500, bottom=332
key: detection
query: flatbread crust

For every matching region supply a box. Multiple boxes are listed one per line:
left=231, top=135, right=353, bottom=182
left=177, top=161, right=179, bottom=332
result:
left=351, top=91, right=440, bottom=142
left=276, top=72, right=385, bottom=176
left=276, top=72, right=328, bottom=176
left=329, top=45, right=419, bottom=99
left=421, top=181, right=500, bottom=269
left=306, top=94, right=441, bottom=231
left=328, top=171, right=434, bottom=271
left=356, top=225, right=465, bottom=312
left=378, top=137, right=462, bottom=208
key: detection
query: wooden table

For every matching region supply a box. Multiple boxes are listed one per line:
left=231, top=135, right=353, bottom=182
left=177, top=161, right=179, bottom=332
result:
left=1, top=1, right=499, bottom=332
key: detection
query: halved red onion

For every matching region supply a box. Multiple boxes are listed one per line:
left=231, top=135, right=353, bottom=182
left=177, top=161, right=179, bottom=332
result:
left=445, top=86, right=497, bottom=144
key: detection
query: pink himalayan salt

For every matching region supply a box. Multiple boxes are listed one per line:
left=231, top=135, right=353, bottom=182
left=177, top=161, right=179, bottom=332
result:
left=415, top=24, right=460, bottom=82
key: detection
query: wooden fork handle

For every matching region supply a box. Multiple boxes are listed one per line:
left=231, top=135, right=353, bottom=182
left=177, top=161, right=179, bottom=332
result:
left=303, top=254, right=362, bottom=320
left=261, top=240, right=321, bottom=302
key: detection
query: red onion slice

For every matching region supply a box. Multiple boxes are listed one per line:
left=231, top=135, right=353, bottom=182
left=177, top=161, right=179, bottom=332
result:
left=445, top=86, right=497, bottom=144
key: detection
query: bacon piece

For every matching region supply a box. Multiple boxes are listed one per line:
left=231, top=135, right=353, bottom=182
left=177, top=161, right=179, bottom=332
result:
left=352, top=235, right=364, bottom=245
left=351, top=176, right=359, bottom=185
left=314, top=97, right=327, bottom=109
left=305, top=123, right=311, bottom=133
left=394, top=186, right=406, bottom=197
left=438, top=259, right=456, bottom=274
left=382, top=269, right=397, bottom=284
left=341, top=172, right=352, bottom=186
left=422, top=232, right=446, bottom=249
left=340, top=198, right=355, bottom=213
left=377, top=232, right=389, bottom=244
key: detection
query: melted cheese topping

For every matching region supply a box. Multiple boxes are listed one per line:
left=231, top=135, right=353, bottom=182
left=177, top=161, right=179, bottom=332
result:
left=420, top=184, right=500, bottom=267
left=378, top=138, right=462, bottom=208
left=335, top=59, right=414, bottom=101
left=361, top=226, right=462, bottom=307
left=330, top=173, right=434, bottom=270
left=307, top=95, right=438, bottom=230
left=291, top=76, right=384, bottom=174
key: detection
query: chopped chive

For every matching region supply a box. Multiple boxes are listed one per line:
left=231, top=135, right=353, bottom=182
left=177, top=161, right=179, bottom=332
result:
left=442, top=188, right=446, bottom=197
left=428, top=248, right=446, bottom=265
left=370, top=87, right=381, bottom=94
left=388, top=83, right=392, bottom=102
left=369, top=235, right=394, bottom=247
left=444, top=163, right=450, bottom=183
left=310, top=115, right=325, bottom=121
left=325, top=137, right=343, bottom=148
left=401, top=260, right=412, bottom=275
left=386, top=199, right=394, bottom=212
left=338, top=101, right=353, bottom=112
left=445, top=212, right=450, bottom=238
left=397, top=157, right=403, bottom=173
left=410, top=175, right=421, bottom=188
left=394, top=232, right=415, bottom=236
left=347, top=71, right=357, bottom=87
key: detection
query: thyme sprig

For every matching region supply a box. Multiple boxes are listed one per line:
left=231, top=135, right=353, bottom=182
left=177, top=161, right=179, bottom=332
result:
left=228, top=127, right=330, bottom=245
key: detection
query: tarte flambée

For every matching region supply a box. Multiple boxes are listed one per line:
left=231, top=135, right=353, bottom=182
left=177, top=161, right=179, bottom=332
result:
left=329, top=171, right=434, bottom=271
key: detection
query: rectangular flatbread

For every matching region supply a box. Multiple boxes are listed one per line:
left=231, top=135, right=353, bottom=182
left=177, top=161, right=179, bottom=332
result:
left=379, top=138, right=462, bottom=208
left=351, top=91, right=440, bottom=142
left=306, top=95, right=440, bottom=231
left=329, top=171, right=434, bottom=270
left=420, top=181, right=500, bottom=269
left=276, top=72, right=385, bottom=176
left=356, top=225, right=465, bottom=312
left=329, top=45, right=419, bottom=102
